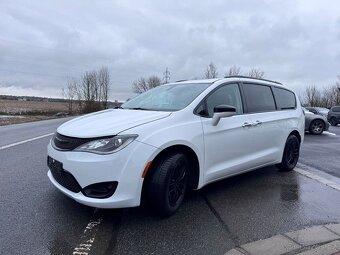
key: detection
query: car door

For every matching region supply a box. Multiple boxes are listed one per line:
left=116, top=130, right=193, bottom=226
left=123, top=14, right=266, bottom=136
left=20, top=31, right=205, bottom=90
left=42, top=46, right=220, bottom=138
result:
left=197, top=83, right=256, bottom=183
left=334, top=107, right=340, bottom=122
left=241, top=83, right=287, bottom=165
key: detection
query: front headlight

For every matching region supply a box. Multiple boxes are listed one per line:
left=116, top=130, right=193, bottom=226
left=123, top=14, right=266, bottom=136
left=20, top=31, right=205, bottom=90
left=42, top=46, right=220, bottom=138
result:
left=74, top=135, right=138, bottom=154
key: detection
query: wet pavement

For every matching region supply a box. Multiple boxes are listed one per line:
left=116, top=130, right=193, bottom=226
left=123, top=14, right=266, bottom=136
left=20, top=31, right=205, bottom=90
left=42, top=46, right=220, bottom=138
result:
left=300, top=126, right=340, bottom=178
left=0, top=120, right=340, bottom=254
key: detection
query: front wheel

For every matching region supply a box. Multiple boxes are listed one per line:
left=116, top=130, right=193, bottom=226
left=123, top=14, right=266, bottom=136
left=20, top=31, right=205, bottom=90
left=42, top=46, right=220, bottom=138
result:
left=147, top=153, right=189, bottom=217
left=277, top=135, right=300, bottom=172
left=309, top=119, right=325, bottom=135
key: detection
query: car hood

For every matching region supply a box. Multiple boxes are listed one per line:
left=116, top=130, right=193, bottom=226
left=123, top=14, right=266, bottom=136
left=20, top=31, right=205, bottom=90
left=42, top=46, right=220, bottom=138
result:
left=57, top=109, right=171, bottom=138
left=305, top=111, right=328, bottom=121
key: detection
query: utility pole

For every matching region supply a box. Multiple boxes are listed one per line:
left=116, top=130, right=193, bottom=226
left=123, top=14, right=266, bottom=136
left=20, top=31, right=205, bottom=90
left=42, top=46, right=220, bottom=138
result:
left=163, top=67, right=170, bottom=84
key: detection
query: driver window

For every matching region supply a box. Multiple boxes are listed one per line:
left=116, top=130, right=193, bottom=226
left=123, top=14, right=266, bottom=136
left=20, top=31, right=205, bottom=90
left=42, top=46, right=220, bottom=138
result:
left=205, top=83, right=243, bottom=117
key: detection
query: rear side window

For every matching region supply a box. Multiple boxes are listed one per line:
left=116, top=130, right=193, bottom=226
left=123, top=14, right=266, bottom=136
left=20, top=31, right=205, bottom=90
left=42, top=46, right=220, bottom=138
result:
left=272, top=87, right=296, bottom=110
left=242, top=84, right=276, bottom=113
left=333, top=107, right=340, bottom=112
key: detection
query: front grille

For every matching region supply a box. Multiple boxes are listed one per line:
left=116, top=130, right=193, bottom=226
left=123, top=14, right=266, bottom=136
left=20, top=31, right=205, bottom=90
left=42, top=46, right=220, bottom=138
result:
left=52, top=133, right=95, bottom=151
left=48, top=156, right=81, bottom=193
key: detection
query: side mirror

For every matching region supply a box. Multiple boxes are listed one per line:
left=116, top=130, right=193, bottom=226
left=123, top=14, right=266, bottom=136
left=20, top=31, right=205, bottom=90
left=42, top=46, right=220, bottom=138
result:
left=212, top=105, right=236, bottom=126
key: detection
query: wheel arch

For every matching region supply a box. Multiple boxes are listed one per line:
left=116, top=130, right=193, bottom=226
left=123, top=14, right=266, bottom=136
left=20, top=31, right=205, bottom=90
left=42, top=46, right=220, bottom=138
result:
left=142, top=144, right=201, bottom=198
left=289, top=129, right=302, bottom=143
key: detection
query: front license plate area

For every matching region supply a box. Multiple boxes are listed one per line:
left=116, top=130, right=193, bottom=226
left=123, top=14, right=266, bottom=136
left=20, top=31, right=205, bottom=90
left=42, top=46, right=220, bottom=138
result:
left=47, top=156, right=64, bottom=175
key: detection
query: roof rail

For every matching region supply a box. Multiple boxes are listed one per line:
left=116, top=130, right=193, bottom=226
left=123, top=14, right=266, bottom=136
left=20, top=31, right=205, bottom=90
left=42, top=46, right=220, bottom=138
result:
left=224, top=75, right=282, bottom=85
left=174, top=79, right=188, bottom=82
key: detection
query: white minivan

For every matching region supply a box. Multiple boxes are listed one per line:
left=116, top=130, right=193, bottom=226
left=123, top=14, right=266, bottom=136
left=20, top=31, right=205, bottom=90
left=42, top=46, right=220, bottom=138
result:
left=47, top=77, right=304, bottom=216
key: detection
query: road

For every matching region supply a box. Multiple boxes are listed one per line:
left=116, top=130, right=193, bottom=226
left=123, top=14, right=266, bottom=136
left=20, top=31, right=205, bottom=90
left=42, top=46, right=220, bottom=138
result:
left=1, top=119, right=340, bottom=255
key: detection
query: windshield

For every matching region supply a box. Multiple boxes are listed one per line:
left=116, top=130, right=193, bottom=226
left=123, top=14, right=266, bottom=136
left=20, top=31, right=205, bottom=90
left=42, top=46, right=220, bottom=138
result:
left=121, top=83, right=211, bottom=111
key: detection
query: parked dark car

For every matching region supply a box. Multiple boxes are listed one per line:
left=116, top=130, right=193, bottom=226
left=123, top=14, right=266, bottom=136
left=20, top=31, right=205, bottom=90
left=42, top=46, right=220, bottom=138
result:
left=305, top=107, right=329, bottom=117
left=303, top=108, right=329, bottom=135
left=327, top=106, right=340, bottom=126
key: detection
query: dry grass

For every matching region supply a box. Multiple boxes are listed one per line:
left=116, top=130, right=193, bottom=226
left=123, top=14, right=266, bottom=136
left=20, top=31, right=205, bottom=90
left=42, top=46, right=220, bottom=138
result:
left=0, top=99, right=69, bottom=126
left=0, top=115, right=56, bottom=126
left=0, top=99, right=68, bottom=115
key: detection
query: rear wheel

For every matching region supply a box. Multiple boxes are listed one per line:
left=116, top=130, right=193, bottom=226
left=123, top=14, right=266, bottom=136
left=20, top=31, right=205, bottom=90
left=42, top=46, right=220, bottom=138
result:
left=147, top=153, right=189, bottom=217
left=309, top=119, right=325, bottom=135
left=330, top=117, right=338, bottom=126
left=277, top=135, right=300, bottom=172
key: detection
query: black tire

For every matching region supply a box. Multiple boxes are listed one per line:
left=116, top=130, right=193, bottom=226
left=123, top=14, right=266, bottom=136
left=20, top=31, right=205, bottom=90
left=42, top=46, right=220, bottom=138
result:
left=147, top=153, right=189, bottom=217
left=329, top=117, right=338, bottom=126
left=309, top=119, right=325, bottom=135
left=277, top=135, right=300, bottom=172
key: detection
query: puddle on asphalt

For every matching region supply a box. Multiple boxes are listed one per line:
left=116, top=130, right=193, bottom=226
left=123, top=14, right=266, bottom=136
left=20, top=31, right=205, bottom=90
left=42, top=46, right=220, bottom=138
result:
left=279, top=183, right=299, bottom=202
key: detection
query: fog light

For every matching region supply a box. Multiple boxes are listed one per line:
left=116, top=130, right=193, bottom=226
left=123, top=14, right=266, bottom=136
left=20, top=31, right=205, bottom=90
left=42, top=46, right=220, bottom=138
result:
left=82, top=181, right=118, bottom=199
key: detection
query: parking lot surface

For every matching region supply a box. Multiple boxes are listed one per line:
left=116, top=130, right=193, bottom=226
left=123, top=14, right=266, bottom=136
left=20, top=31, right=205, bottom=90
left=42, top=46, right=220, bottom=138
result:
left=1, top=119, right=340, bottom=255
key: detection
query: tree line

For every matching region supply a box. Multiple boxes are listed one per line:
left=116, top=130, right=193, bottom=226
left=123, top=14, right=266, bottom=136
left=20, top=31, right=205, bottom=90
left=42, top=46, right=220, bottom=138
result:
left=132, top=63, right=266, bottom=94
left=302, top=77, right=340, bottom=108
left=62, top=63, right=339, bottom=114
left=62, top=66, right=110, bottom=114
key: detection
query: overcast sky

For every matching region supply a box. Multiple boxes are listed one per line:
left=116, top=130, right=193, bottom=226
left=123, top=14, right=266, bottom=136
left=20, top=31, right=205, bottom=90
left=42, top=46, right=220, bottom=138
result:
left=0, top=0, right=340, bottom=101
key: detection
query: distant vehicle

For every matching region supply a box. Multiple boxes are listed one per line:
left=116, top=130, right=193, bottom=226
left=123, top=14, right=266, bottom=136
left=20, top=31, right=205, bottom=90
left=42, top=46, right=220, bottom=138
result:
left=305, top=107, right=329, bottom=117
left=47, top=77, right=304, bottom=216
left=303, top=108, right=329, bottom=134
left=327, top=106, right=340, bottom=126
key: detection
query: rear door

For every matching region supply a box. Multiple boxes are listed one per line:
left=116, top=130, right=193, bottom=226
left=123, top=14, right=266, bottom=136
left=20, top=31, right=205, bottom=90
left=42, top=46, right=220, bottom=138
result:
left=333, top=107, right=340, bottom=122
left=241, top=83, right=286, bottom=165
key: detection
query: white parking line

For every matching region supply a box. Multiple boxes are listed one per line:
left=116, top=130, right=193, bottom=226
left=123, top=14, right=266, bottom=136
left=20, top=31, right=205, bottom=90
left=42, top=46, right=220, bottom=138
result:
left=323, top=131, right=336, bottom=136
left=294, top=168, right=340, bottom=191
left=73, top=209, right=103, bottom=255
left=0, top=133, right=54, bottom=150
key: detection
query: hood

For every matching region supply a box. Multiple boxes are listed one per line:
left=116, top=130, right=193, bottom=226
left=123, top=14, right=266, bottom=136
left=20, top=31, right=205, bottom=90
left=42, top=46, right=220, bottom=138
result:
left=305, top=111, right=327, bottom=121
left=57, top=109, right=171, bottom=138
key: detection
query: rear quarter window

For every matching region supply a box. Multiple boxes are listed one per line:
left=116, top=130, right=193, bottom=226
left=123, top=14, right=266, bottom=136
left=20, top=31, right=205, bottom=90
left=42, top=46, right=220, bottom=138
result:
left=272, top=87, right=296, bottom=110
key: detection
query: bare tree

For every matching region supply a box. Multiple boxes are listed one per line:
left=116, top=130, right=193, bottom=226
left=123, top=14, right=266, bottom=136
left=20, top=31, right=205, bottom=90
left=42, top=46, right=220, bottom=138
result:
left=132, top=75, right=162, bottom=94
left=62, top=78, right=78, bottom=114
left=225, top=65, right=242, bottom=77
left=248, top=68, right=265, bottom=78
left=304, top=85, right=321, bottom=107
left=336, top=76, right=340, bottom=105
left=62, top=66, right=111, bottom=114
left=205, top=62, right=218, bottom=79
left=98, top=67, right=110, bottom=109
left=81, top=70, right=101, bottom=113
left=321, top=85, right=337, bottom=108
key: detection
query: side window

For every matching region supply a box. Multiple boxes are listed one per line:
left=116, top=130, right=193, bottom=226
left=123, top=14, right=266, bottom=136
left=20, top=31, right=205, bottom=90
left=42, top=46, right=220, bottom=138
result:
left=272, top=87, right=296, bottom=110
left=242, top=84, right=276, bottom=113
left=333, top=107, right=340, bottom=112
left=205, top=83, right=243, bottom=117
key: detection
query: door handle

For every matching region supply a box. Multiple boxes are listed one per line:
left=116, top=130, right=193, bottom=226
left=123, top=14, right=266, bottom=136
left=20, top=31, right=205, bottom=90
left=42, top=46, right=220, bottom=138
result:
left=242, top=122, right=253, bottom=127
left=253, top=120, right=262, bottom=126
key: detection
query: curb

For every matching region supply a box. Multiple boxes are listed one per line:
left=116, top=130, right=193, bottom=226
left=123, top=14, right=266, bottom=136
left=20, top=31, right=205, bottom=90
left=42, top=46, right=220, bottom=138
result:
left=225, top=224, right=340, bottom=255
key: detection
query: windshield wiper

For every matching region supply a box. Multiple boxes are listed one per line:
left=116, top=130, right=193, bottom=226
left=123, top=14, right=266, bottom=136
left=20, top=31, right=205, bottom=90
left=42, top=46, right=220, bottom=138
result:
left=127, top=107, right=151, bottom=111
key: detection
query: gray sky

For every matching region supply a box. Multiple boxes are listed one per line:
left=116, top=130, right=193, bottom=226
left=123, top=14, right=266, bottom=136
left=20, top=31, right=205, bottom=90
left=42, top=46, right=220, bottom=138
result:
left=0, top=0, right=340, bottom=101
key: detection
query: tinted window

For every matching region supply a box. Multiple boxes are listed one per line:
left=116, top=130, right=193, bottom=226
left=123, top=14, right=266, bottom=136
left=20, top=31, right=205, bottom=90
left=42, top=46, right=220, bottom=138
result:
left=242, top=84, right=276, bottom=113
left=204, top=83, right=243, bottom=117
left=272, top=87, right=296, bottom=110
left=333, top=107, right=340, bottom=112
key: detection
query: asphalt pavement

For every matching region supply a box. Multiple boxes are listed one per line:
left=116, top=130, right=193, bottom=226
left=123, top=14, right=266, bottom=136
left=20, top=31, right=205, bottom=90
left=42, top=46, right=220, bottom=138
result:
left=1, top=118, right=340, bottom=255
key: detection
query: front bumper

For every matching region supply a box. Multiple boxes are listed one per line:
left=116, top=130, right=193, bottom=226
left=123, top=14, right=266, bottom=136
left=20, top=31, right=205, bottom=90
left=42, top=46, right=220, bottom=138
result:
left=47, top=139, right=159, bottom=208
